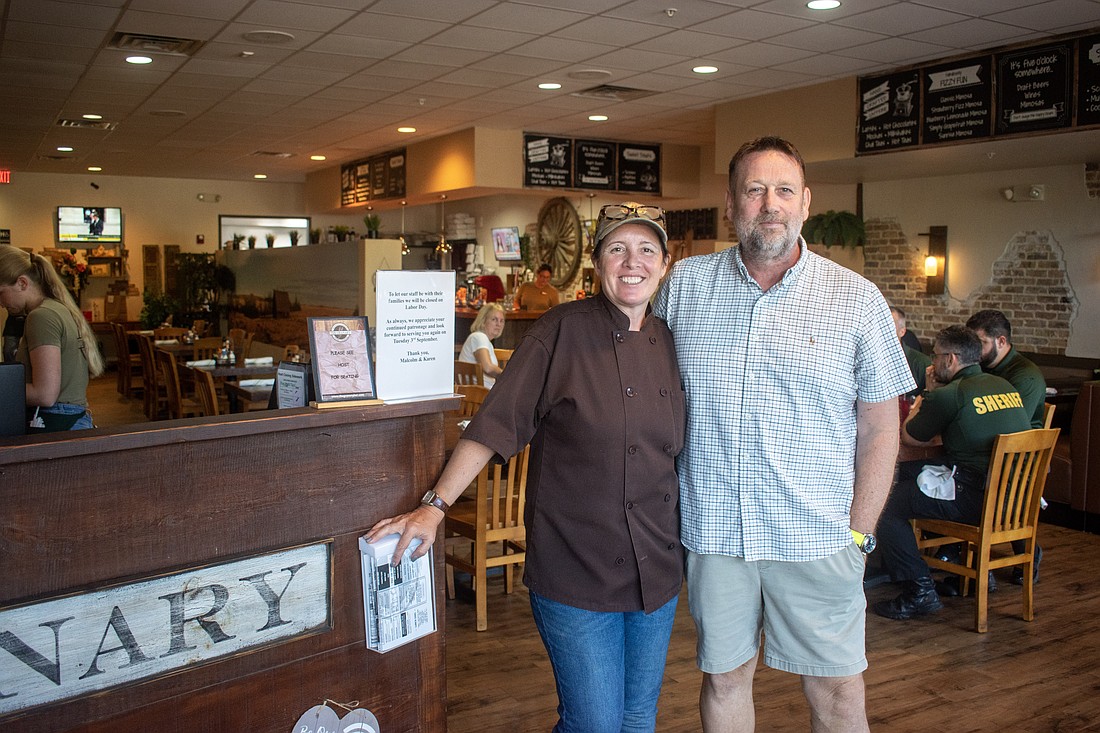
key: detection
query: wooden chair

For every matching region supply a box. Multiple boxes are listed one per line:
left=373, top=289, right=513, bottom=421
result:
left=445, top=444, right=530, bottom=632
left=454, top=360, right=484, bottom=387
left=913, top=428, right=1060, bottom=632
left=493, top=348, right=514, bottom=370
left=136, top=335, right=167, bottom=419
left=188, top=366, right=223, bottom=417
left=110, top=322, right=142, bottom=399
left=153, top=327, right=188, bottom=341
left=191, top=337, right=222, bottom=361
left=190, top=319, right=208, bottom=337
left=1043, top=402, right=1056, bottom=429
left=155, top=348, right=202, bottom=420
left=455, top=384, right=490, bottom=418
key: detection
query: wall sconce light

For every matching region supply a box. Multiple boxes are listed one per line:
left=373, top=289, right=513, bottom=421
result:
left=1001, top=184, right=1045, bottom=202
left=196, top=193, right=221, bottom=203
left=919, top=225, right=947, bottom=295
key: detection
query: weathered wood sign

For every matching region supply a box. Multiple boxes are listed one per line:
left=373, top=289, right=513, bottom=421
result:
left=0, top=542, right=331, bottom=715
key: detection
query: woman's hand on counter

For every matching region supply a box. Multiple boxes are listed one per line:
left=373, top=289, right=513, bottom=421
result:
left=366, top=505, right=444, bottom=565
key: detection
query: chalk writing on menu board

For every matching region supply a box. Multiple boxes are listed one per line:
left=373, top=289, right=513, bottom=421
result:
left=617, top=143, right=661, bottom=194
left=921, top=56, right=992, bottom=144
left=1077, top=33, right=1100, bottom=128
left=996, top=42, right=1073, bottom=136
left=340, top=149, right=406, bottom=205
left=524, top=134, right=572, bottom=188
left=573, top=140, right=616, bottom=189
left=858, top=70, right=920, bottom=153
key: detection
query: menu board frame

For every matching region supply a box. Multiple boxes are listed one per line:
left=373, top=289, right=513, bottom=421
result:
left=306, top=315, right=378, bottom=405
left=857, top=69, right=921, bottom=153
left=573, top=139, right=616, bottom=189
left=340, top=148, right=406, bottom=207
left=857, top=28, right=1099, bottom=156
left=524, top=132, right=662, bottom=195
left=524, top=134, right=573, bottom=188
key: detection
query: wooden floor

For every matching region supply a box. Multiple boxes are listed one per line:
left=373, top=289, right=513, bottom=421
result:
left=86, top=378, right=1100, bottom=732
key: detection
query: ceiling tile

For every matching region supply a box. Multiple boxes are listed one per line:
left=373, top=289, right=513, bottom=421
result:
left=702, top=8, right=817, bottom=41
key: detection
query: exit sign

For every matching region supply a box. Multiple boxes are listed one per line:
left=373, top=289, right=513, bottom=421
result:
left=0, top=170, right=10, bottom=183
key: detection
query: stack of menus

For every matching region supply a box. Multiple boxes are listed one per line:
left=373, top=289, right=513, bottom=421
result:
left=358, top=533, right=436, bottom=653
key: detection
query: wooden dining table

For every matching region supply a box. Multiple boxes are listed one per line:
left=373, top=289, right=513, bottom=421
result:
left=222, top=380, right=273, bottom=413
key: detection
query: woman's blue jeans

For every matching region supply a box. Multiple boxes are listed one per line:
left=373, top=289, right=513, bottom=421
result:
left=529, top=590, right=678, bottom=733
left=41, top=402, right=93, bottom=430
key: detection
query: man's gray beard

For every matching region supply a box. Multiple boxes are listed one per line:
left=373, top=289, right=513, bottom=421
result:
left=736, top=219, right=800, bottom=263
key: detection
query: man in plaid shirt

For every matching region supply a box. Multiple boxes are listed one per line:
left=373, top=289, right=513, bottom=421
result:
left=655, top=136, right=913, bottom=732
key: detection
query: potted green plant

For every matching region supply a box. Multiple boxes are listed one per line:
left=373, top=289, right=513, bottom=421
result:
left=310, top=228, right=321, bottom=245
left=363, top=213, right=381, bottom=239
left=232, top=233, right=244, bottom=250
left=265, top=233, right=276, bottom=248
left=289, top=230, right=300, bottom=246
left=801, top=210, right=865, bottom=248
left=247, top=235, right=257, bottom=249
left=332, top=225, right=350, bottom=242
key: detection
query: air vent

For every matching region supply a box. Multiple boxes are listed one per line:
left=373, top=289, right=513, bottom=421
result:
left=109, top=32, right=203, bottom=57
left=571, top=84, right=657, bottom=102
left=250, top=151, right=295, bottom=159
left=57, top=118, right=117, bottom=131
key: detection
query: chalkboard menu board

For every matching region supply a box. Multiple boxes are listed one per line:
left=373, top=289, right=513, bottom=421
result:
left=618, top=143, right=661, bottom=194
left=573, top=140, right=616, bottom=189
left=996, top=42, right=1073, bottom=135
left=1078, top=33, right=1100, bottom=128
left=858, top=70, right=920, bottom=152
left=340, top=149, right=406, bottom=206
left=922, top=56, right=992, bottom=144
left=524, top=134, right=572, bottom=188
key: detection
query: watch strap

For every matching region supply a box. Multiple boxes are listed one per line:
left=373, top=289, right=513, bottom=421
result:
left=421, top=490, right=449, bottom=513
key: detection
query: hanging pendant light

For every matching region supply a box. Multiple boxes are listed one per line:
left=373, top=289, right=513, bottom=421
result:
left=435, top=194, right=451, bottom=253
left=399, top=200, right=409, bottom=255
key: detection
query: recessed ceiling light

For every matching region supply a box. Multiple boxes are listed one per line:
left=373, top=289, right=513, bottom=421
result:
left=82, top=113, right=103, bottom=120
left=242, top=30, right=296, bottom=44
left=310, top=154, right=326, bottom=161
left=253, top=174, right=267, bottom=179
left=125, top=55, right=153, bottom=65
left=538, top=82, right=562, bottom=90
left=588, top=114, right=608, bottom=122
left=87, top=166, right=102, bottom=172
left=569, top=69, right=612, bottom=81
left=397, top=126, right=416, bottom=133
left=693, top=65, right=719, bottom=74
left=807, top=0, right=841, bottom=9
left=57, top=146, right=74, bottom=152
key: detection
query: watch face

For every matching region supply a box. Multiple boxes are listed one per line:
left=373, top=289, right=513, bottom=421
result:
left=863, top=534, right=877, bottom=554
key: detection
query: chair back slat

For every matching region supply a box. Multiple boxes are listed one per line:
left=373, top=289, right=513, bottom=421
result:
left=189, top=366, right=221, bottom=417
left=455, top=384, right=490, bottom=418
left=477, top=444, right=530, bottom=535
left=454, top=360, right=484, bottom=386
left=983, top=429, right=1058, bottom=534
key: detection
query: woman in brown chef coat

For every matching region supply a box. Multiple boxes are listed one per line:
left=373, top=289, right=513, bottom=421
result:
left=368, top=202, right=685, bottom=733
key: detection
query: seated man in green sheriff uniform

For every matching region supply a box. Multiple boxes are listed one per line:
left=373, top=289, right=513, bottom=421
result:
left=873, top=325, right=1030, bottom=620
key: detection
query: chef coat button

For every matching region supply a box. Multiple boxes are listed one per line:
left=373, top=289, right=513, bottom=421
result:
left=668, top=543, right=676, bottom=550
left=626, top=502, right=634, bottom=510
left=615, top=333, right=625, bottom=343
left=650, top=336, right=657, bottom=344
left=628, top=445, right=638, bottom=455
left=615, top=557, right=625, bottom=566
left=660, top=387, right=669, bottom=396
left=664, top=494, right=671, bottom=502
left=663, top=444, right=673, bottom=453
left=626, top=387, right=636, bottom=397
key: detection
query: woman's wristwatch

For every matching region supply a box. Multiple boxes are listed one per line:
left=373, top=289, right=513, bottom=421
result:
left=421, top=490, right=449, bottom=513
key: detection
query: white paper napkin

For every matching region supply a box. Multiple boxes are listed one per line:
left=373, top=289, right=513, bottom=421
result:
left=244, top=357, right=274, bottom=366
left=154, top=339, right=178, bottom=346
left=238, top=378, right=275, bottom=388
left=185, top=359, right=216, bottom=367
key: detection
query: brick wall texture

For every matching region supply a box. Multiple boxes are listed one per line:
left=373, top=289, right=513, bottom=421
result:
left=1087, top=162, right=1099, bottom=199
left=863, top=218, right=1077, bottom=354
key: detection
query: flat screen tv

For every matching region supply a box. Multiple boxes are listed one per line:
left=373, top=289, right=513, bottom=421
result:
left=491, top=226, right=522, bottom=262
left=57, top=206, right=122, bottom=244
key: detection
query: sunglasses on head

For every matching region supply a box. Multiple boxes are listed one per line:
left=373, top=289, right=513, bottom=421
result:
left=598, top=203, right=666, bottom=227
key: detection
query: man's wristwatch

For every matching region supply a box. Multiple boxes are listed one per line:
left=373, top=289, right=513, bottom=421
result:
left=851, top=529, right=877, bottom=555
left=421, top=490, right=449, bottom=513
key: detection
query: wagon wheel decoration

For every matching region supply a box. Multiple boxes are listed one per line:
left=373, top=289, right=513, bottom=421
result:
left=536, top=197, right=583, bottom=288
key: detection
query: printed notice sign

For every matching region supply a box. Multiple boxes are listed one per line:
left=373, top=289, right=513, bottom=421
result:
left=375, top=270, right=455, bottom=401
left=306, top=316, right=376, bottom=403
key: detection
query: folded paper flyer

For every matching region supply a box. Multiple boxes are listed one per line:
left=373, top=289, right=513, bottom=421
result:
left=358, top=533, right=436, bottom=653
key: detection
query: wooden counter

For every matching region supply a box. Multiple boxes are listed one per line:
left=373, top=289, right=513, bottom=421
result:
left=0, top=397, right=459, bottom=732
left=455, top=306, right=545, bottom=350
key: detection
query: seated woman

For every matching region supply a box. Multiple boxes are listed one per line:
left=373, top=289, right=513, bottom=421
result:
left=458, top=303, right=505, bottom=387
left=0, top=247, right=105, bottom=431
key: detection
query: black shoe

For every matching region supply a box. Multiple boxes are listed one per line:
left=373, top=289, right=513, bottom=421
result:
left=1011, top=546, right=1042, bottom=585
left=873, top=576, right=944, bottom=620
left=936, top=572, right=996, bottom=597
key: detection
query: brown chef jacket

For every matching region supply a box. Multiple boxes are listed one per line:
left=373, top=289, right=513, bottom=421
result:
left=462, top=293, right=685, bottom=613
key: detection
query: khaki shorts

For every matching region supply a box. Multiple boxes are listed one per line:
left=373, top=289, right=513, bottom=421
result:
left=685, top=545, right=867, bottom=677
